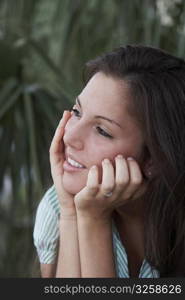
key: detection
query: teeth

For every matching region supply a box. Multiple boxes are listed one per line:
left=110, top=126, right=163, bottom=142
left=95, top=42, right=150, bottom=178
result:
left=67, top=157, right=85, bottom=168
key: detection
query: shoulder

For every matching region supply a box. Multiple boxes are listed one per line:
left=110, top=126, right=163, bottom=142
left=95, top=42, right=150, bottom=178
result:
left=33, top=185, right=60, bottom=264
left=33, top=185, right=60, bottom=244
left=36, top=185, right=60, bottom=219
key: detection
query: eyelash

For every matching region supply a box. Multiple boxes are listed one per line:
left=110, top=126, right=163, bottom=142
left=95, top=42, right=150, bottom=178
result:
left=71, top=108, right=113, bottom=139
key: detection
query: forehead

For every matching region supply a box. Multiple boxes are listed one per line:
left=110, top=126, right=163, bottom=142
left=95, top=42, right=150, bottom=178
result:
left=79, top=72, right=133, bottom=124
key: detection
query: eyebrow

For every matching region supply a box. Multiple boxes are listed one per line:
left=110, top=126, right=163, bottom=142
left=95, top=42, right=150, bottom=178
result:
left=76, top=97, right=122, bottom=129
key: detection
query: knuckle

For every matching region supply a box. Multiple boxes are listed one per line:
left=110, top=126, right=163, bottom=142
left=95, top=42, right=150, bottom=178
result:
left=116, top=178, right=129, bottom=188
left=49, top=147, right=53, bottom=154
left=102, top=187, right=112, bottom=194
left=124, top=193, right=132, bottom=200
left=49, top=147, right=55, bottom=156
left=102, top=184, right=114, bottom=192
left=88, top=185, right=99, bottom=193
left=132, top=176, right=143, bottom=186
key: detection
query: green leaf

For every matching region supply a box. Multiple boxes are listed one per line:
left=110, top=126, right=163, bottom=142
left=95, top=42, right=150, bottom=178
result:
left=0, top=87, right=22, bottom=120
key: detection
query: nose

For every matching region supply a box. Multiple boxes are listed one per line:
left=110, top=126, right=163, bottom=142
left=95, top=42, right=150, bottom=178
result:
left=63, top=119, right=85, bottom=150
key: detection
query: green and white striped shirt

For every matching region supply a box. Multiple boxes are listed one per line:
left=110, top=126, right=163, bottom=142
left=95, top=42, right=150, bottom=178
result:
left=33, top=185, right=160, bottom=278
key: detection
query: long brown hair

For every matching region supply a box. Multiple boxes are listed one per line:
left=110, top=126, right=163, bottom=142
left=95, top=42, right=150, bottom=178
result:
left=84, top=45, right=185, bottom=277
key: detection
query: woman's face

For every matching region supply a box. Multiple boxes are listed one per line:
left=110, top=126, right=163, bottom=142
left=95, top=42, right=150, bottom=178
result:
left=63, top=72, right=145, bottom=195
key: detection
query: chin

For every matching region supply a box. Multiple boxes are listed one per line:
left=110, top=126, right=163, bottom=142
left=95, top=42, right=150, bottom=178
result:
left=62, top=172, right=86, bottom=195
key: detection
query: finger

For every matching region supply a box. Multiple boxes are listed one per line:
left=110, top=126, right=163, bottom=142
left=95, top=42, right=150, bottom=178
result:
left=50, top=110, right=70, bottom=151
left=122, top=157, right=143, bottom=199
left=49, top=111, right=71, bottom=158
left=100, top=159, right=115, bottom=195
left=86, top=165, right=99, bottom=196
left=115, top=155, right=129, bottom=193
left=131, top=181, right=148, bottom=200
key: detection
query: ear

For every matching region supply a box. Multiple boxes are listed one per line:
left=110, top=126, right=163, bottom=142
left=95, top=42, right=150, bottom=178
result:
left=142, top=158, right=156, bottom=180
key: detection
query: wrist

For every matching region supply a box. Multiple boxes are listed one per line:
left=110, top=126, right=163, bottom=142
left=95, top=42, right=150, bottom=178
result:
left=76, top=212, right=112, bottom=225
left=76, top=207, right=112, bottom=221
left=60, top=206, right=77, bottom=219
left=59, top=214, right=77, bottom=222
left=77, top=214, right=113, bottom=239
left=59, top=213, right=77, bottom=223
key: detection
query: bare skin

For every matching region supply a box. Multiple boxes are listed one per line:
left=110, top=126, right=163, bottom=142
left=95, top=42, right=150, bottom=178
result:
left=49, top=111, right=81, bottom=278
left=41, top=72, right=152, bottom=277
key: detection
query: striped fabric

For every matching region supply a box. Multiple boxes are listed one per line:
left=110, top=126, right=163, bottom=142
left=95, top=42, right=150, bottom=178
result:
left=33, top=185, right=160, bottom=278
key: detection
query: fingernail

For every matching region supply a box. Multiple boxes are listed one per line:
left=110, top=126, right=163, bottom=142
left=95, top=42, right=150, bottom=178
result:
left=91, top=165, right=97, bottom=170
left=116, top=155, right=123, bottom=159
left=64, top=110, right=70, bottom=115
left=127, top=157, right=134, bottom=161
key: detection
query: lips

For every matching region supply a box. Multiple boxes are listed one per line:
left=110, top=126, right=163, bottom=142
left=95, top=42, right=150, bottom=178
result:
left=65, top=152, right=86, bottom=168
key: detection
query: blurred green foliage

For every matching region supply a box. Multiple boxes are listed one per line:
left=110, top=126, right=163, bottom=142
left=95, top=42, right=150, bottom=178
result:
left=0, top=0, right=185, bottom=277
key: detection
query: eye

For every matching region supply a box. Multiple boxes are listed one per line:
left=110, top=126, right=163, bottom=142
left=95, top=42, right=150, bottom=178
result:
left=71, top=108, right=81, bottom=117
left=96, top=126, right=113, bottom=139
left=71, top=107, right=113, bottom=139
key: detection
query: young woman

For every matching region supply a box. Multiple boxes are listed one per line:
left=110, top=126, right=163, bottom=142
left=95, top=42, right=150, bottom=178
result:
left=33, top=45, right=185, bottom=278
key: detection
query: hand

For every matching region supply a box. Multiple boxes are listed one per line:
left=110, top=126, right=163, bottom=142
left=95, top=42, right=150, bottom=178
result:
left=49, top=110, right=75, bottom=215
left=74, top=155, right=148, bottom=220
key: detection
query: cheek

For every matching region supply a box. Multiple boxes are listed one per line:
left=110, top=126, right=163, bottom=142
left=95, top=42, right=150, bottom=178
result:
left=91, top=144, right=134, bottom=176
left=90, top=147, right=118, bottom=179
left=92, top=146, right=119, bottom=164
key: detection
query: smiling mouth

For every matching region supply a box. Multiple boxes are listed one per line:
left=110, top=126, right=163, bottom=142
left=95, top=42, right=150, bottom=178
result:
left=67, top=157, right=86, bottom=168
